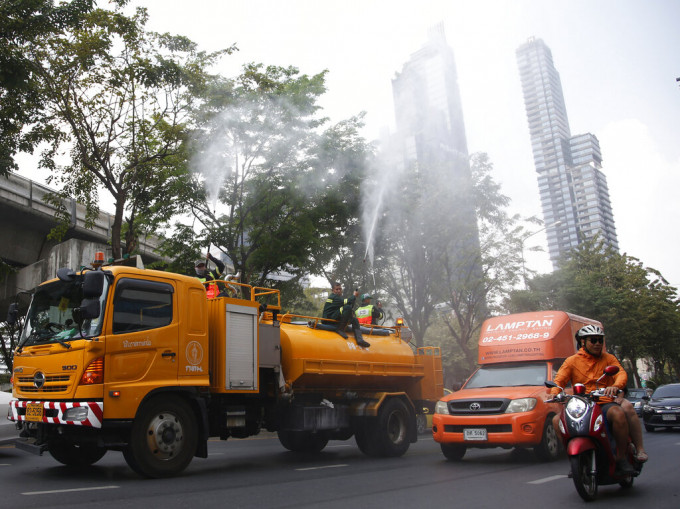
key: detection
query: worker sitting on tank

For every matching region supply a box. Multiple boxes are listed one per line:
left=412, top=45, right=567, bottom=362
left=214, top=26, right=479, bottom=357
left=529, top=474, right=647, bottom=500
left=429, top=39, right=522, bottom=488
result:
left=322, top=282, right=370, bottom=348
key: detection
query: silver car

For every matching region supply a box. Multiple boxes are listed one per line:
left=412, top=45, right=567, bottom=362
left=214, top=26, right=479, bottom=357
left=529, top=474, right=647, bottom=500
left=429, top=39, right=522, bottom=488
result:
left=0, top=391, right=18, bottom=446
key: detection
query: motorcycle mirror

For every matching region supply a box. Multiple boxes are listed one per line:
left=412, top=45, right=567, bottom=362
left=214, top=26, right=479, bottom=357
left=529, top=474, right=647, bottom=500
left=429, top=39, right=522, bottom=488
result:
left=604, top=365, right=620, bottom=376
left=544, top=381, right=558, bottom=389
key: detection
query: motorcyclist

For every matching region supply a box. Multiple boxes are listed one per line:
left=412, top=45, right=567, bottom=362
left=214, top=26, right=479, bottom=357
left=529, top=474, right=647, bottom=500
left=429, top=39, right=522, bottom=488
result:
left=550, top=325, right=634, bottom=475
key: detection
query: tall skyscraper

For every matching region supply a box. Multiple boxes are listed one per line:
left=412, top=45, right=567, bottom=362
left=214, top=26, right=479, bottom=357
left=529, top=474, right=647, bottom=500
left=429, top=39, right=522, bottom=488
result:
left=516, top=37, right=618, bottom=266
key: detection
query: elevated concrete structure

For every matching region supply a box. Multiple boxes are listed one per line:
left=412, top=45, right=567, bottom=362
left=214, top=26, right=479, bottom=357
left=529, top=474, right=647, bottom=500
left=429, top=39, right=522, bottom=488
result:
left=1, top=173, right=166, bottom=312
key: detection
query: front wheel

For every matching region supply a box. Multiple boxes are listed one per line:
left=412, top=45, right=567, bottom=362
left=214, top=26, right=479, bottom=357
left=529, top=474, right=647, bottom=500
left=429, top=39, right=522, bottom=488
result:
left=48, top=440, right=107, bottom=466
left=534, top=417, right=561, bottom=461
left=570, top=451, right=598, bottom=501
left=440, top=443, right=466, bottom=461
left=644, top=423, right=655, bottom=432
left=123, top=396, right=198, bottom=478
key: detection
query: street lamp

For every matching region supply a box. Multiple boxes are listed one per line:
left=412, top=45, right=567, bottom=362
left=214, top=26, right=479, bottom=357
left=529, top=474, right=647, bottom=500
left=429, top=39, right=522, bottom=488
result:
left=520, top=221, right=562, bottom=288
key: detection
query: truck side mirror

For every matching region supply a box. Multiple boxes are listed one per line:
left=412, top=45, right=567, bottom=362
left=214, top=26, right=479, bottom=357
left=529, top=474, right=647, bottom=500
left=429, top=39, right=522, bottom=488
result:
left=6, top=302, right=18, bottom=325
left=73, top=298, right=101, bottom=323
left=83, top=270, right=105, bottom=299
left=57, top=267, right=76, bottom=282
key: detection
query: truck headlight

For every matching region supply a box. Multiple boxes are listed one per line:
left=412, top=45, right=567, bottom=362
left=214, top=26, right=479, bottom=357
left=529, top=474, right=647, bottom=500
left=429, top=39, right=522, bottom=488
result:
left=435, top=400, right=450, bottom=415
left=63, top=406, right=89, bottom=422
left=504, top=398, right=537, bottom=413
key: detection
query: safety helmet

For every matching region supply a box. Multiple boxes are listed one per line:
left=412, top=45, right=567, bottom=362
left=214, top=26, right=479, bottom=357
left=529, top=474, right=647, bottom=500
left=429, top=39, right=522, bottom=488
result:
left=361, top=293, right=372, bottom=301
left=575, top=324, right=604, bottom=347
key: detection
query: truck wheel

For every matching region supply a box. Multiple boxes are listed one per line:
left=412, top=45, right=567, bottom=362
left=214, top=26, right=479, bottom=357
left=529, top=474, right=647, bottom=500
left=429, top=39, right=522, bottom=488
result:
left=123, top=397, right=197, bottom=478
left=48, top=440, right=107, bottom=466
left=440, top=443, right=466, bottom=461
left=364, top=398, right=415, bottom=458
left=277, top=430, right=328, bottom=452
left=534, top=418, right=561, bottom=461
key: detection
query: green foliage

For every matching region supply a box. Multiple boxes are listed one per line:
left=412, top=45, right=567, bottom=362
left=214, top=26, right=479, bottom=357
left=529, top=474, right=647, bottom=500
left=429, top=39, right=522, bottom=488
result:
left=180, top=64, right=369, bottom=301
left=504, top=237, right=680, bottom=383
left=3, top=1, right=234, bottom=258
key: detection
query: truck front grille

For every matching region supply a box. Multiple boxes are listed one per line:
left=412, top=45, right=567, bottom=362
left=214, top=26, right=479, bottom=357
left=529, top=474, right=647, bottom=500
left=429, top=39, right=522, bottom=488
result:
left=448, top=399, right=510, bottom=414
left=15, top=375, right=72, bottom=394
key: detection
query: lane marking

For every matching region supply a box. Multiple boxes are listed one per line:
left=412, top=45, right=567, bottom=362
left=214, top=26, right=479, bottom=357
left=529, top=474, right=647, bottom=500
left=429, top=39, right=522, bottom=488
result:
left=23, top=486, right=119, bottom=496
left=326, top=444, right=352, bottom=448
left=528, top=475, right=568, bottom=484
left=295, top=464, right=349, bottom=471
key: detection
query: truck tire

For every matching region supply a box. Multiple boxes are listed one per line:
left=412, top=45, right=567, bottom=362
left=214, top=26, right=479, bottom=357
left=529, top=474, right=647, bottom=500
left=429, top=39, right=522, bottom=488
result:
left=416, top=413, right=428, bottom=434
left=356, top=398, right=412, bottom=458
left=277, top=430, right=328, bottom=452
left=440, top=443, right=466, bottom=461
left=48, top=439, right=107, bottom=466
left=123, top=397, right=197, bottom=478
left=534, top=417, right=561, bottom=461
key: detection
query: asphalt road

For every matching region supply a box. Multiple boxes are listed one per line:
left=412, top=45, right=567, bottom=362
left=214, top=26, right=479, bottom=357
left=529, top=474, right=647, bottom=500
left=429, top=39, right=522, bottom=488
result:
left=0, top=426, right=678, bottom=509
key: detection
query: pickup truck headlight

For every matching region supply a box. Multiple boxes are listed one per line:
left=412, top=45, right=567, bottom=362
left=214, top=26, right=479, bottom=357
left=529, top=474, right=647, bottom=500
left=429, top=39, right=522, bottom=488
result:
left=504, top=398, right=537, bottom=413
left=435, top=400, right=450, bottom=415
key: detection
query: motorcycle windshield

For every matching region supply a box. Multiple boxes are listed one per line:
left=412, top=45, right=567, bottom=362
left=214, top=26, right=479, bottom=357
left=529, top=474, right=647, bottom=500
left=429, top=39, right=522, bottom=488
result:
left=19, top=278, right=109, bottom=348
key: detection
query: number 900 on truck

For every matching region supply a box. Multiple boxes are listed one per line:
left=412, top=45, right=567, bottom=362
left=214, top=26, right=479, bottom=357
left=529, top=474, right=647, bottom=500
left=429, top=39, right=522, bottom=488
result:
left=7, top=257, right=443, bottom=477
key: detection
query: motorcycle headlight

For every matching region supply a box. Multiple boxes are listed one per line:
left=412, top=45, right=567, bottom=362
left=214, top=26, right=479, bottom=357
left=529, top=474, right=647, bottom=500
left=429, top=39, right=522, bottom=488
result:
left=504, top=398, right=537, bottom=413
left=566, top=397, right=587, bottom=419
left=435, top=400, right=450, bottom=415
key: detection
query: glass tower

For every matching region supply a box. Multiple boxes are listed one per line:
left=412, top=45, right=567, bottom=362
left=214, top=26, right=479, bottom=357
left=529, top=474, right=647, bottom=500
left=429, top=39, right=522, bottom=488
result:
left=516, top=37, right=618, bottom=267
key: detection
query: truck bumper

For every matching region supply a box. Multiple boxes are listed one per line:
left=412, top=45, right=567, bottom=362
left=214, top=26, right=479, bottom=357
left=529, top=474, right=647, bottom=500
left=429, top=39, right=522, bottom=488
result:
left=9, top=400, right=104, bottom=428
left=431, top=412, right=544, bottom=447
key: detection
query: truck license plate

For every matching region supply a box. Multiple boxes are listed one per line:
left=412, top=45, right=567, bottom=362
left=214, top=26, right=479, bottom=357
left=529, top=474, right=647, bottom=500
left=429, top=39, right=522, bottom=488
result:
left=662, top=414, right=677, bottom=421
left=26, top=403, right=44, bottom=422
left=464, top=428, right=487, bottom=441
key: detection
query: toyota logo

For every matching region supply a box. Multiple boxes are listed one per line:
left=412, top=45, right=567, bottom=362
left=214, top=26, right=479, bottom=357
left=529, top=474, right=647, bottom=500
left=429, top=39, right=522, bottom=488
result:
left=469, top=402, right=481, bottom=411
left=33, top=372, right=45, bottom=389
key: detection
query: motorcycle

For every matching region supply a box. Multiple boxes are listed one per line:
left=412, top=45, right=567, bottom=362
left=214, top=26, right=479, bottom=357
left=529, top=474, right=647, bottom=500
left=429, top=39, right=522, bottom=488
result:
left=545, top=365, right=644, bottom=501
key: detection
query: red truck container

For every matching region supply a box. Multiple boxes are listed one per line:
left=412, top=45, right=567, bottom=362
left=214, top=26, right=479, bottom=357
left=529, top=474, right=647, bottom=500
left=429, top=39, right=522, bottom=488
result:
left=432, top=311, right=601, bottom=461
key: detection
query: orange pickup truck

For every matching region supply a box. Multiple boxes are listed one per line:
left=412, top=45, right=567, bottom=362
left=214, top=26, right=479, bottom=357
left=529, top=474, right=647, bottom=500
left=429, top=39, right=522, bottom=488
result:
left=432, top=311, right=601, bottom=461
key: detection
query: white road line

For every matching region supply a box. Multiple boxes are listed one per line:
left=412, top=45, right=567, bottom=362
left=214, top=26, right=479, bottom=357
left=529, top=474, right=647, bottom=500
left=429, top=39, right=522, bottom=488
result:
left=0, top=463, right=10, bottom=466
left=528, top=475, right=568, bottom=484
left=23, top=486, right=119, bottom=496
left=295, top=464, right=349, bottom=471
left=325, top=444, right=352, bottom=448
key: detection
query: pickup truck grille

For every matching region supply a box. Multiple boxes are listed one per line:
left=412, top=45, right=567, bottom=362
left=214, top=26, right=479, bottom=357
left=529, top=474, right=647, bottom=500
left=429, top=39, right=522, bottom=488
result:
left=447, top=399, right=510, bottom=414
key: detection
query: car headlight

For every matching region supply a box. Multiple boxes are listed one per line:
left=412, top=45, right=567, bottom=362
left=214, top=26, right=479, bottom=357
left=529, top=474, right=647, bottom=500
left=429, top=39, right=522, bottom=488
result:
left=566, top=397, right=587, bottom=419
left=643, top=404, right=652, bottom=412
left=435, top=400, right=450, bottom=415
left=505, top=398, right=537, bottom=413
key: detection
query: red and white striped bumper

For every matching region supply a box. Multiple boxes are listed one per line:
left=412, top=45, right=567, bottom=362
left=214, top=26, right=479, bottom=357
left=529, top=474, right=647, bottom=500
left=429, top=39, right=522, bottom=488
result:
left=9, top=400, right=104, bottom=428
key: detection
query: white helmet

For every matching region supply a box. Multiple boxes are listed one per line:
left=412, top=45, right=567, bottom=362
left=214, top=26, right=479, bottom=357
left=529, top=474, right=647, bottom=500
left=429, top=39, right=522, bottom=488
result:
left=575, top=324, right=604, bottom=346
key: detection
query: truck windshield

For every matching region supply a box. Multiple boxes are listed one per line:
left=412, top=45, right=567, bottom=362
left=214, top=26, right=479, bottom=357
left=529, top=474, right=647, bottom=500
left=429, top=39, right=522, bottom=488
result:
left=20, top=277, right=109, bottom=348
left=465, top=363, right=547, bottom=388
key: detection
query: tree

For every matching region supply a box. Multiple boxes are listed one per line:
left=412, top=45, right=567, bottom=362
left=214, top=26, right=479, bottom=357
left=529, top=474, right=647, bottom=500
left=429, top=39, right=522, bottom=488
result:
left=0, top=0, right=96, bottom=176
left=505, top=238, right=680, bottom=384
left=169, top=64, right=369, bottom=299
left=5, top=1, right=233, bottom=258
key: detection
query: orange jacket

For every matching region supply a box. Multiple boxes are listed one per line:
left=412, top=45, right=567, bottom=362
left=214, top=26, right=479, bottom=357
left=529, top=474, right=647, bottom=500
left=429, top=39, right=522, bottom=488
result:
left=552, top=348, right=627, bottom=403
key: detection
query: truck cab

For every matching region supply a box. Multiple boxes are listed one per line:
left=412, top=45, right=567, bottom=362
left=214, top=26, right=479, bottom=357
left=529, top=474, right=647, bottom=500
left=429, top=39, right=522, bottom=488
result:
left=432, top=311, right=601, bottom=461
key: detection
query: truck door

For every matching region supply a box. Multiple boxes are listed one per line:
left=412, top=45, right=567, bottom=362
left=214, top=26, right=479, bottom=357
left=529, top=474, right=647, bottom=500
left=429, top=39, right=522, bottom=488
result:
left=104, top=277, right=178, bottom=415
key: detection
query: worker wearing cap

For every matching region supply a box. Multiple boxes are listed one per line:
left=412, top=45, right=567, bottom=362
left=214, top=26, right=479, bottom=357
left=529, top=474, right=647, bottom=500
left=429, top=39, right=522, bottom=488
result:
left=195, top=252, right=225, bottom=299
left=355, top=293, right=384, bottom=325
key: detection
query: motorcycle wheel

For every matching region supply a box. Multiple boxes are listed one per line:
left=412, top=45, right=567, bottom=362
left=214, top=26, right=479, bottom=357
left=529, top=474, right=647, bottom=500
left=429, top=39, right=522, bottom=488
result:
left=570, top=451, right=598, bottom=501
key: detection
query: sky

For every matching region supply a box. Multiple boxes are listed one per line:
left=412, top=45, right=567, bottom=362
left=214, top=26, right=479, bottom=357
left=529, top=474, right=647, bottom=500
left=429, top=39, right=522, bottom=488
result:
left=19, top=0, right=680, bottom=287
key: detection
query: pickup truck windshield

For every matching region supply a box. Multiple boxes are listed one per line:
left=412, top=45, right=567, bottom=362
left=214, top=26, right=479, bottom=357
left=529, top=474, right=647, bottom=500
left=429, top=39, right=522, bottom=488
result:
left=20, top=277, right=108, bottom=348
left=465, top=363, right=547, bottom=388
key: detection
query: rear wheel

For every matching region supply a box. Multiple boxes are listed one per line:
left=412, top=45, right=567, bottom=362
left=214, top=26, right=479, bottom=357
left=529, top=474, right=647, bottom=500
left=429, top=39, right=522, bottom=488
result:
left=355, top=398, right=413, bottom=457
left=277, top=430, right=329, bottom=452
left=416, top=414, right=428, bottom=434
left=123, top=396, right=197, bottom=478
left=48, top=440, right=107, bottom=466
left=570, top=451, right=598, bottom=501
left=534, top=418, right=561, bottom=461
left=440, top=443, right=466, bottom=461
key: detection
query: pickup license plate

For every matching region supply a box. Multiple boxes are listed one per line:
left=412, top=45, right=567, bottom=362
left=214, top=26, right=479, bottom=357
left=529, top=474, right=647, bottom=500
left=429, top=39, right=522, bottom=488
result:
left=25, top=403, right=44, bottom=422
left=662, top=414, right=677, bottom=421
left=464, top=428, right=487, bottom=441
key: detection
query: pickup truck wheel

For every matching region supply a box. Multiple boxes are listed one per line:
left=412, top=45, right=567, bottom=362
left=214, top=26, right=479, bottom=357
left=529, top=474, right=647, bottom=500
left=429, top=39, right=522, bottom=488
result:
left=123, top=397, right=197, bottom=478
left=277, top=430, right=328, bottom=452
left=48, top=440, right=107, bottom=466
left=534, top=417, right=561, bottom=461
left=440, top=443, right=466, bottom=461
